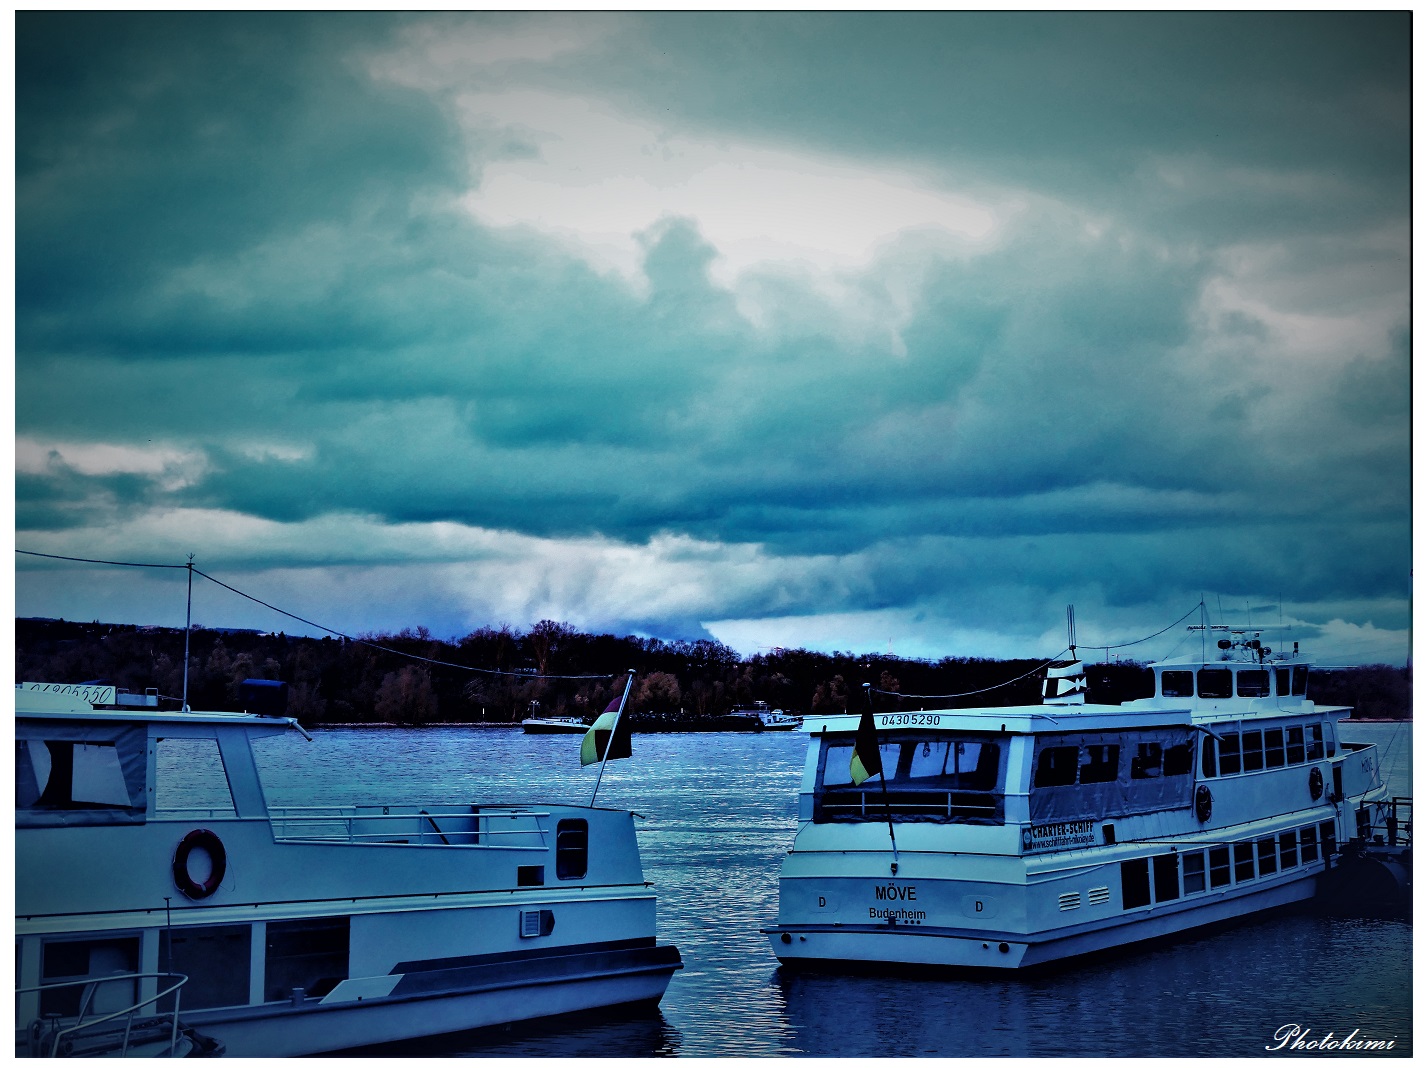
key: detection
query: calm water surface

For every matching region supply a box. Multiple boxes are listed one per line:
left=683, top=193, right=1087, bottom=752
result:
left=229, top=721, right=1411, bottom=1057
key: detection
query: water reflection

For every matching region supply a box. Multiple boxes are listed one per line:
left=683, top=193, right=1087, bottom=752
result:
left=352, top=1007, right=684, bottom=1058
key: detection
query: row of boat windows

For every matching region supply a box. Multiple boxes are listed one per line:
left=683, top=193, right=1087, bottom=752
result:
left=1201, top=724, right=1332, bottom=778
left=1119, top=821, right=1336, bottom=910
left=1033, top=740, right=1192, bottom=788
left=1160, top=666, right=1308, bottom=700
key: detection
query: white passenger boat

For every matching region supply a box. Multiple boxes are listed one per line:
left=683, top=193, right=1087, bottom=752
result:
left=16, top=682, right=681, bottom=1056
left=723, top=704, right=803, bottom=732
left=521, top=715, right=591, bottom=734
left=764, top=629, right=1387, bottom=970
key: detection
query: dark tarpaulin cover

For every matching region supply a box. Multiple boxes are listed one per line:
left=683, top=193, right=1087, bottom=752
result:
left=16, top=720, right=148, bottom=826
left=1029, top=728, right=1195, bottom=823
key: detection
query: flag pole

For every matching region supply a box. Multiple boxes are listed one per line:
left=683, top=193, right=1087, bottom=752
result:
left=862, top=683, right=899, bottom=872
left=590, top=670, right=635, bottom=807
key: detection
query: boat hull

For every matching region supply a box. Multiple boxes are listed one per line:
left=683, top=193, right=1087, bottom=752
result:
left=767, top=871, right=1316, bottom=970
left=183, top=943, right=681, bottom=1057
left=521, top=720, right=589, bottom=734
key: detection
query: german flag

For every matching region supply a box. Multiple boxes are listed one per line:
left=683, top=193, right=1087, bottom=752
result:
left=849, top=706, right=883, bottom=785
left=580, top=694, right=633, bottom=766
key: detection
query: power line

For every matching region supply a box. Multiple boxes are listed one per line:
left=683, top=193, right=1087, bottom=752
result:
left=16, top=547, right=622, bottom=681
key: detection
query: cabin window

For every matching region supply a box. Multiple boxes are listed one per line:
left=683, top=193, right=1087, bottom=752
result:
left=1163, top=742, right=1193, bottom=776
left=1208, top=846, right=1231, bottom=888
left=1029, top=729, right=1195, bottom=824
left=1197, top=669, right=1232, bottom=699
left=40, top=936, right=140, bottom=1017
left=1152, top=854, right=1180, bottom=902
left=1233, top=842, right=1255, bottom=882
left=1321, top=821, right=1336, bottom=855
left=155, top=738, right=236, bottom=815
left=1161, top=671, right=1194, bottom=698
left=1256, top=837, right=1278, bottom=876
left=266, top=917, right=349, bottom=1001
left=1286, top=726, right=1306, bottom=765
left=1280, top=830, right=1299, bottom=869
left=1130, top=742, right=1163, bottom=779
left=1274, top=668, right=1291, bottom=696
left=1241, top=730, right=1264, bottom=772
left=1218, top=732, right=1241, bottom=775
left=1078, top=744, right=1120, bottom=784
left=1236, top=670, right=1269, bottom=697
left=1201, top=735, right=1217, bottom=778
left=1120, top=858, right=1151, bottom=909
left=1301, top=826, right=1319, bottom=862
left=1035, top=746, right=1080, bottom=787
left=815, top=734, right=1005, bottom=825
left=1182, top=852, right=1206, bottom=894
left=1307, top=724, right=1324, bottom=761
left=556, top=819, right=589, bottom=879
left=160, top=925, right=251, bottom=1010
left=1323, top=723, right=1336, bottom=758
left=16, top=723, right=148, bottom=826
left=1264, top=728, right=1286, bottom=769
left=1291, top=666, right=1309, bottom=696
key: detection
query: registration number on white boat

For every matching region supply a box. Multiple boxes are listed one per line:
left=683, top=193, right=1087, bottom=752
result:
left=876, top=713, right=943, bottom=727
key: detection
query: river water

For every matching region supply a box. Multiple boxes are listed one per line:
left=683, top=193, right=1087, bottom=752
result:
left=235, top=721, right=1411, bottom=1057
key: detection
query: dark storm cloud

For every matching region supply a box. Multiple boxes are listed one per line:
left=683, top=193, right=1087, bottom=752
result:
left=14, top=12, right=1411, bottom=661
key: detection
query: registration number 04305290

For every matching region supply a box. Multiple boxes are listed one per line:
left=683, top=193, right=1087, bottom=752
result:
left=876, top=713, right=942, bottom=727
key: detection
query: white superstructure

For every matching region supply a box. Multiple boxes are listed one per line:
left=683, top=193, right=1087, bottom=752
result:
left=765, top=632, right=1387, bottom=970
left=16, top=683, right=680, bottom=1056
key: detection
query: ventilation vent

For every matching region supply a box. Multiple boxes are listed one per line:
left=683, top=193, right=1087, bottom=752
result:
left=1058, top=892, right=1081, bottom=912
left=519, top=909, right=556, bottom=938
left=1088, top=886, right=1111, bottom=906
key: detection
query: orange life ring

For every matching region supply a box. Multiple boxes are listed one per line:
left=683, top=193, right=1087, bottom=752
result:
left=172, top=829, right=227, bottom=899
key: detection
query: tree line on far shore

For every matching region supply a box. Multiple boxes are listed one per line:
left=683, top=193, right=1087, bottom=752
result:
left=15, top=617, right=1412, bottom=728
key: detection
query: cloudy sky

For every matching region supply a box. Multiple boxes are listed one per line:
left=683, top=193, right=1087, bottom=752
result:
left=14, top=12, right=1412, bottom=666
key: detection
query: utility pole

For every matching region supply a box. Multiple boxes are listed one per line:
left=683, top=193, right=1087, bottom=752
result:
left=182, top=554, right=193, bottom=711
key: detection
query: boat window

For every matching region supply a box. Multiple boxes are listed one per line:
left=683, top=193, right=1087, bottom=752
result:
left=1219, top=732, right=1241, bottom=775
left=556, top=819, right=589, bottom=879
left=40, top=936, right=140, bottom=1017
left=1197, top=669, right=1232, bottom=699
left=1241, top=730, right=1264, bottom=772
left=1233, top=842, right=1255, bottom=882
left=1078, top=744, right=1120, bottom=785
left=1300, top=825, right=1319, bottom=863
left=1275, top=668, right=1291, bottom=696
left=1182, top=852, right=1206, bottom=894
left=1321, top=820, right=1336, bottom=856
left=1120, top=858, right=1151, bottom=909
left=1307, top=724, right=1324, bottom=761
left=1280, top=830, right=1299, bottom=869
left=1236, top=670, right=1269, bottom=697
left=1163, top=742, right=1193, bottom=776
left=1161, top=671, right=1194, bottom=698
left=1034, top=746, right=1079, bottom=788
left=1130, top=742, right=1163, bottom=779
left=1323, top=723, right=1336, bottom=758
left=815, top=734, right=1005, bottom=825
left=1263, top=727, right=1285, bottom=768
left=155, top=738, right=236, bottom=815
left=1291, top=666, right=1309, bottom=696
left=16, top=723, right=148, bottom=826
left=1286, top=726, right=1306, bottom=764
left=160, top=924, right=251, bottom=1010
left=1256, top=837, right=1278, bottom=876
left=1152, top=854, right=1180, bottom=902
left=1208, top=846, right=1231, bottom=888
left=1201, top=735, right=1217, bottom=778
left=265, top=917, right=349, bottom=1001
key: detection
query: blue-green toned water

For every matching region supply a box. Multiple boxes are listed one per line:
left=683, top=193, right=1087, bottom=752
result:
left=226, top=722, right=1411, bottom=1057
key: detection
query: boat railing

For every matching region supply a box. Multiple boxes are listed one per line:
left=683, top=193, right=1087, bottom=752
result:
left=268, top=805, right=553, bottom=848
left=17, top=971, right=189, bottom=1057
left=1364, top=796, right=1411, bottom=847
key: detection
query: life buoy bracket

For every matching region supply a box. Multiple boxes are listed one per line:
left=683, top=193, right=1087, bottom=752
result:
left=173, top=829, right=227, bottom=900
